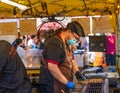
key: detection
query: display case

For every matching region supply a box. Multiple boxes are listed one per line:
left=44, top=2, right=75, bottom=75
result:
left=18, top=49, right=43, bottom=88
left=20, top=49, right=43, bottom=69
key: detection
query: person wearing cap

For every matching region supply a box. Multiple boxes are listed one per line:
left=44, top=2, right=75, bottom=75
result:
left=39, top=21, right=86, bottom=93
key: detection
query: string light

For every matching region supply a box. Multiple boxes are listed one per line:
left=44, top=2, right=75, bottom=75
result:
left=115, top=10, right=119, bottom=14
left=117, top=5, right=120, bottom=9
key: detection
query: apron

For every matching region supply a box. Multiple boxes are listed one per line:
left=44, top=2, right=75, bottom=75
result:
left=39, top=37, right=73, bottom=93
left=40, top=37, right=73, bottom=93
left=54, top=42, right=73, bottom=93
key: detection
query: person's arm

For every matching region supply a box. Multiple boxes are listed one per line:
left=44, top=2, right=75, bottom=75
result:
left=72, top=59, right=79, bottom=73
left=48, top=62, right=75, bottom=90
left=48, top=62, right=68, bottom=84
left=72, top=59, right=86, bottom=80
left=44, top=38, right=68, bottom=84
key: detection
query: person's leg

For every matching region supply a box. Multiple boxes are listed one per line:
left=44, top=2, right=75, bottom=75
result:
left=106, top=54, right=111, bottom=66
left=110, top=54, right=116, bottom=66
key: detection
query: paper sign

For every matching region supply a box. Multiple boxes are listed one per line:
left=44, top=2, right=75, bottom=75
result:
left=20, top=19, right=37, bottom=35
left=0, top=22, right=17, bottom=35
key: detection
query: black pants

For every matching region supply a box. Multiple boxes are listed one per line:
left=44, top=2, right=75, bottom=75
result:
left=106, top=54, right=116, bottom=66
left=39, top=84, right=53, bottom=93
left=39, top=67, right=54, bottom=93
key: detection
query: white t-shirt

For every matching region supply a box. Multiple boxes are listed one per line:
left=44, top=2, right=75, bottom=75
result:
left=27, top=39, right=36, bottom=49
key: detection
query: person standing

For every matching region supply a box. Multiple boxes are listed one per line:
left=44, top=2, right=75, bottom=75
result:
left=0, top=40, right=31, bottom=93
left=106, top=33, right=116, bottom=66
left=16, top=38, right=27, bottom=66
left=39, top=21, right=86, bottom=93
left=27, top=35, right=39, bottom=49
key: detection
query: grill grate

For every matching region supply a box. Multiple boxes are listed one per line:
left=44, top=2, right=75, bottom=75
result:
left=109, top=88, right=120, bottom=93
left=83, top=82, right=104, bottom=93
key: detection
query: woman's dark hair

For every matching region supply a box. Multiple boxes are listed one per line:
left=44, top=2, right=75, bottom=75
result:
left=31, top=35, right=36, bottom=39
left=12, top=38, right=22, bottom=49
left=22, top=35, right=26, bottom=40
left=0, top=40, right=16, bottom=58
left=16, top=38, right=22, bottom=45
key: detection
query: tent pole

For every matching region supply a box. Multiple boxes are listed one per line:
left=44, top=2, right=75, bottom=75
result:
left=90, top=16, right=93, bottom=34
left=116, top=13, right=120, bottom=74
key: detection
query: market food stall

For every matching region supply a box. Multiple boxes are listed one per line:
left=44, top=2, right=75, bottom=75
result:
left=0, top=1, right=120, bottom=93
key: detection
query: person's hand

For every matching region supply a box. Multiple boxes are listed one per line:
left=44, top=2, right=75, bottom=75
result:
left=66, top=81, right=75, bottom=90
left=75, top=71, right=86, bottom=80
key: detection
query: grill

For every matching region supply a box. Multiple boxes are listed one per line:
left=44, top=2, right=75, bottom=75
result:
left=82, top=79, right=105, bottom=93
left=109, top=78, right=120, bottom=93
left=109, top=88, right=120, bottom=93
left=83, top=83, right=104, bottom=93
